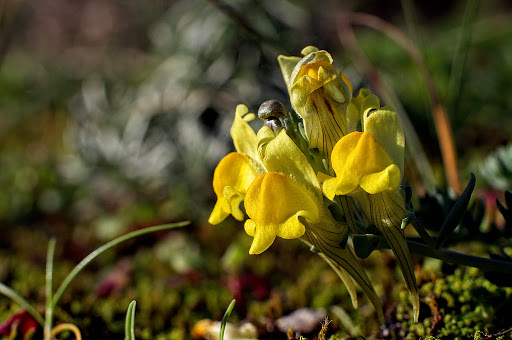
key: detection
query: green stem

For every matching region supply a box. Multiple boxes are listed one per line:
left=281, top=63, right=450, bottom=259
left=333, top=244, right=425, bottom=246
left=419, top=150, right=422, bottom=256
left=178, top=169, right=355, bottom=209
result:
left=0, top=282, right=45, bottom=326
left=407, top=240, right=512, bottom=273
left=52, top=221, right=189, bottom=309
left=44, top=238, right=56, bottom=340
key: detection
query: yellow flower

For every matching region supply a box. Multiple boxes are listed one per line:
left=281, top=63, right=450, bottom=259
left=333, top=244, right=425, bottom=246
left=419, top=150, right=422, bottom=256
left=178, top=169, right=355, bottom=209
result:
left=320, top=97, right=419, bottom=322
left=284, top=48, right=352, bottom=170
left=320, top=92, right=404, bottom=199
left=208, top=105, right=265, bottom=225
left=243, top=172, right=316, bottom=254
left=242, top=126, right=383, bottom=320
left=242, top=126, right=322, bottom=254
left=322, top=131, right=401, bottom=199
left=208, top=152, right=258, bottom=224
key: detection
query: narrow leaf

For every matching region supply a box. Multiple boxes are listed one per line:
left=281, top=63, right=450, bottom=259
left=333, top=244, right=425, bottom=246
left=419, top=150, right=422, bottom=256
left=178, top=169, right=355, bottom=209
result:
left=505, top=191, right=512, bottom=210
left=496, top=198, right=511, bottom=222
left=44, top=238, right=56, bottom=340
left=52, top=221, right=189, bottom=309
left=0, top=282, right=45, bottom=326
left=435, top=173, right=476, bottom=249
left=219, top=299, right=236, bottom=340
left=125, top=301, right=137, bottom=340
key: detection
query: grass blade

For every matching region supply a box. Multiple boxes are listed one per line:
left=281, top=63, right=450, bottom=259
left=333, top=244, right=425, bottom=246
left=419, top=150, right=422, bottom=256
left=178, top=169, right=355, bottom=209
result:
left=435, top=173, right=476, bottom=249
left=0, top=282, right=45, bottom=326
left=52, top=221, right=189, bottom=309
left=125, top=300, right=137, bottom=340
left=44, top=238, right=56, bottom=340
left=219, top=299, right=236, bottom=340
left=447, top=0, right=480, bottom=119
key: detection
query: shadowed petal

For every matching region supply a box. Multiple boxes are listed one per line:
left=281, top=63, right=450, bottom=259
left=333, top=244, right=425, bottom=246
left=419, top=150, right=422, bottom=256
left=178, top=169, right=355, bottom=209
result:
left=354, top=190, right=419, bottom=322
left=302, top=216, right=384, bottom=323
left=288, top=50, right=352, bottom=170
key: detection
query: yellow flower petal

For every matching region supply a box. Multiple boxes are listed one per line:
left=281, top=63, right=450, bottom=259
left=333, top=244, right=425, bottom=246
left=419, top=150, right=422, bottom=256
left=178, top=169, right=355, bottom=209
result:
left=208, top=152, right=258, bottom=225
left=346, top=88, right=378, bottom=133
left=278, top=55, right=301, bottom=94
left=257, top=127, right=322, bottom=199
left=363, top=106, right=405, bottom=175
left=243, top=172, right=318, bottom=254
left=231, top=104, right=265, bottom=173
left=360, top=164, right=401, bottom=195
left=327, top=131, right=401, bottom=196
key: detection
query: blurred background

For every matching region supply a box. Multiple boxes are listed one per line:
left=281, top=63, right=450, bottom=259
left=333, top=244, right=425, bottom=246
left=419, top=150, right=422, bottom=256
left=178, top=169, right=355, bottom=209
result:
left=0, top=0, right=511, bottom=339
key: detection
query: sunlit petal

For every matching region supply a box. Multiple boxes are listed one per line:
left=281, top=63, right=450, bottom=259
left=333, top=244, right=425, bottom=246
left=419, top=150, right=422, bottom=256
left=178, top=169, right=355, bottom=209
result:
left=208, top=152, right=258, bottom=224
left=243, top=172, right=318, bottom=254
left=231, top=104, right=265, bottom=173
left=346, top=88, right=379, bottom=133
left=325, top=131, right=400, bottom=197
left=278, top=55, right=301, bottom=94
left=363, top=106, right=405, bottom=175
left=257, top=127, right=322, bottom=199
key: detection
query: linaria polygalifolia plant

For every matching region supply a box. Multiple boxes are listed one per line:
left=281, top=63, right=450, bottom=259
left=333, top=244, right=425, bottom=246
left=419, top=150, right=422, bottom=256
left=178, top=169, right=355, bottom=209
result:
left=209, top=46, right=512, bottom=323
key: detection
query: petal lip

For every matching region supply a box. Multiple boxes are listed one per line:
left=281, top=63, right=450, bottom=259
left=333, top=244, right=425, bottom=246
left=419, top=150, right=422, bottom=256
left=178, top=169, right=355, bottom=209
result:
left=209, top=152, right=259, bottom=224
left=328, top=131, right=401, bottom=197
left=243, top=172, right=317, bottom=254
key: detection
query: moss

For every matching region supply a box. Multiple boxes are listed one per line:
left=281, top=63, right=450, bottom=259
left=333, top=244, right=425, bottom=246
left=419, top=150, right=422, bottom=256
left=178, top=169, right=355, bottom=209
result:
left=380, top=267, right=512, bottom=339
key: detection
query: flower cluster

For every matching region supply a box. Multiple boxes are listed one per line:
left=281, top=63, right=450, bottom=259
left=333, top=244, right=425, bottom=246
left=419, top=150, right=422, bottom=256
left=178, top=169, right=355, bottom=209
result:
left=209, top=47, right=419, bottom=322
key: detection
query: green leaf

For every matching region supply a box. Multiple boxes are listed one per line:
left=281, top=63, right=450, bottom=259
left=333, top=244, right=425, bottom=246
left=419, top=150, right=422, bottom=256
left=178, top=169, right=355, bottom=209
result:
left=125, top=300, right=137, bottom=340
left=497, top=191, right=512, bottom=223
left=0, top=282, right=45, bottom=326
left=435, top=173, right=476, bottom=249
left=219, top=299, right=236, bottom=340
left=44, top=238, right=56, bottom=340
left=52, top=221, right=190, bottom=309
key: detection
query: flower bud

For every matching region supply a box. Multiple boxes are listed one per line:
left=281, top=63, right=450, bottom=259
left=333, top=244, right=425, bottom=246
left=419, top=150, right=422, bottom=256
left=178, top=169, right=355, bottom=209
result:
left=288, top=50, right=352, bottom=171
left=258, top=99, right=288, bottom=134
